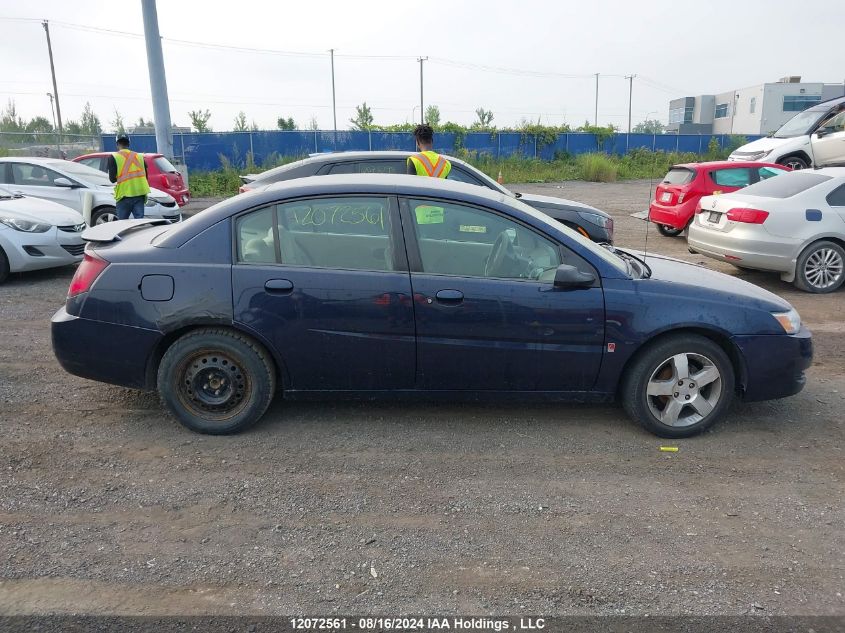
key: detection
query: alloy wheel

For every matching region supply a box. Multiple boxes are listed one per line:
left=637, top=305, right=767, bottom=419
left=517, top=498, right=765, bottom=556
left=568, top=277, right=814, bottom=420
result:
left=803, top=247, right=844, bottom=290
left=645, top=352, right=723, bottom=427
left=95, top=211, right=118, bottom=225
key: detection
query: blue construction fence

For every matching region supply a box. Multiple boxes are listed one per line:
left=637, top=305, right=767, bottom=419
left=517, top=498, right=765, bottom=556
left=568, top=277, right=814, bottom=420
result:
left=100, top=131, right=762, bottom=172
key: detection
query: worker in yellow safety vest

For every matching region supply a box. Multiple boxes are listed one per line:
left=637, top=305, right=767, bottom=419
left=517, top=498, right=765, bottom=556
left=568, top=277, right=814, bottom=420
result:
left=407, top=124, right=451, bottom=178
left=108, top=134, right=151, bottom=220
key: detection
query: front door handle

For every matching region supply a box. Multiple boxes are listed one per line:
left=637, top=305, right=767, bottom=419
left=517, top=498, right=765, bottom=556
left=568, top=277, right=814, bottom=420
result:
left=264, top=278, right=294, bottom=294
left=435, top=289, right=464, bottom=304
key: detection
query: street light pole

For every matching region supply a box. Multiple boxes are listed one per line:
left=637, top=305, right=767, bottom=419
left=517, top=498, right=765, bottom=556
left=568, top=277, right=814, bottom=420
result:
left=41, top=21, right=63, bottom=151
left=141, top=0, right=175, bottom=159
left=418, top=57, right=428, bottom=124
left=625, top=74, right=636, bottom=134
left=594, top=73, right=599, bottom=126
left=330, top=48, right=337, bottom=148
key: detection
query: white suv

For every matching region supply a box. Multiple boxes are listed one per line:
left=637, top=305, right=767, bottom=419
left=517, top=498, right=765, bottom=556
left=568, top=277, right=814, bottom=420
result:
left=0, top=157, right=180, bottom=225
left=729, top=96, right=845, bottom=170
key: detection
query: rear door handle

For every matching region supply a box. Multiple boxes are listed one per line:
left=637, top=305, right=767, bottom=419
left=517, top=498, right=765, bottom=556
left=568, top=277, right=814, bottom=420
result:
left=264, top=278, right=294, bottom=294
left=435, top=289, right=464, bottom=304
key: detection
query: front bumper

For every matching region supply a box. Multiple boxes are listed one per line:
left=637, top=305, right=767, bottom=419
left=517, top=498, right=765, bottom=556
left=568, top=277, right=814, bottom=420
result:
left=0, top=227, right=83, bottom=273
left=733, top=326, right=813, bottom=402
left=52, top=306, right=162, bottom=390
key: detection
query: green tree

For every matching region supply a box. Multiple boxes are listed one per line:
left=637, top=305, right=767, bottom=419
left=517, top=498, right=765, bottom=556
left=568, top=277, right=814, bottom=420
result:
left=349, top=102, right=374, bottom=131
left=276, top=116, right=296, bottom=131
left=0, top=99, right=24, bottom=132
left=424, top=105, right=440, bottom=128
left=188, top=109, right=212, bottom=133
left=632, top=119, right=664, bottom=134
left=111, top=108, right=125, bottom=135
left=64, top=120, right=82, bottom=135
left=26, top=116, right=53, bottom=133
left=250, top=120, right=260, bottom=132
left=308, top=116, right=319, bottom=131
left=474, top=107, right=494, bottom=129
left=79, top=102, right=102, bottom=136
left=233, top=111, right=249, bottom=132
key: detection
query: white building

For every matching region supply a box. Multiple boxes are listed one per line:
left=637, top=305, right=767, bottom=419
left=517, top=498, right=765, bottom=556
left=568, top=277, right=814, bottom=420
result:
left=667, top=77, right=844, bottom=135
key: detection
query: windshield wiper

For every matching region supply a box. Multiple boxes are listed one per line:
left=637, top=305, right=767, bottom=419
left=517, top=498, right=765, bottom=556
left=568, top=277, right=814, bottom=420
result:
left=600, top=243, right=633, bottom=276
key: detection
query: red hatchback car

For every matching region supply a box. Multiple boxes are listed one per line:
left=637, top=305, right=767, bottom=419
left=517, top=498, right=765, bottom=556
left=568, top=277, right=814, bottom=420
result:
left=73, top=152, right=191, bottom=207
left=648, top=161, right=789, bottom=236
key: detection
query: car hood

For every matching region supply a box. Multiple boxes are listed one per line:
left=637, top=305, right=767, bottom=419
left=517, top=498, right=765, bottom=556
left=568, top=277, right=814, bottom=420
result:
left=149, top=187, right=174, bottom=203
left=733, top=136, right=798, bottom=154
left=631, top=250, right=791, bottom=311
left=517, top=192, right=601, bottom=213
left=0, top=195, right=82, bottom=225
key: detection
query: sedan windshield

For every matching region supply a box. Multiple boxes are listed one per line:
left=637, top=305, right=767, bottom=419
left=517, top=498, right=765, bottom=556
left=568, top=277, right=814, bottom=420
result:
left=773, top=108, right=828, bottom=138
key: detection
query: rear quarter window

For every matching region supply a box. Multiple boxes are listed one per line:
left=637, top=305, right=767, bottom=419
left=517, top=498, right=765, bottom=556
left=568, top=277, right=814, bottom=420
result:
left=662, top=168, right=695, bottom=185
left=153, top=156, right=177, bottom=172
left=739, top=172, right=833, bottom=199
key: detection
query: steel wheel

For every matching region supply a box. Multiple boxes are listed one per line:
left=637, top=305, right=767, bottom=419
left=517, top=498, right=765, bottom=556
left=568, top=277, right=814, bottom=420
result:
left=645, top=352, right=723, bottom=428
left=175, top=350, right=252, bottom=422
left=803, top=246, right=844, bottom=291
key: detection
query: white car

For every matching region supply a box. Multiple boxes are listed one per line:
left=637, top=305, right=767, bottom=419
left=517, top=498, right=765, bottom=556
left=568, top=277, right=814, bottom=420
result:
left=729, top=96, right=845, bottom=170
left=0, top=157, right=180, bottom=225
left=0, top=186, right=86, bottom=284
left=688, top=167, right=845, bottom=293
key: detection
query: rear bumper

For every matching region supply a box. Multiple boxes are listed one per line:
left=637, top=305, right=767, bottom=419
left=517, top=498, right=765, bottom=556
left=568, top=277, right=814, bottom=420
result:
left=688, top=225, right=798, bottom=273
left=51, top=306, right=162, bottom=389
left=649, top=200, right=697, bottom=229
left=733, top=327, right=813, bottom=402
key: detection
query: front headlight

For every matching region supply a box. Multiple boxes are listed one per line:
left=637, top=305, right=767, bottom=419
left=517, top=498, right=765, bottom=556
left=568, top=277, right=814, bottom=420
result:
left=0, top=217, right=51, bottom=233
left=145, top=199, right=158, bottom=207
left=773, top=308, right=801, bottom=334
left=577, top=211, right=612, bottom=229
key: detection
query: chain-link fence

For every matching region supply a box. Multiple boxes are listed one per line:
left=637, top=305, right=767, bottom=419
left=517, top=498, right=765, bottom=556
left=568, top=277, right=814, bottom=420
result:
left=0, top=132, right=102, bottom=160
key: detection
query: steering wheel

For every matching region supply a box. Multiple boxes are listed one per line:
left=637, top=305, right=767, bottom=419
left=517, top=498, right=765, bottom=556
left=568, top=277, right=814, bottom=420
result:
left=484, top=230, right=514, bottom=277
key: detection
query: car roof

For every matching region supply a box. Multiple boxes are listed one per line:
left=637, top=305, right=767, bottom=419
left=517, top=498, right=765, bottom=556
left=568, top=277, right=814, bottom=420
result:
left=671, top=161, right=784, bottom=170
left=253, top=150, right=474, bottom=174
left=157, top=173, right=533, bottom=249
left=74, top=152, right=162, bottom=159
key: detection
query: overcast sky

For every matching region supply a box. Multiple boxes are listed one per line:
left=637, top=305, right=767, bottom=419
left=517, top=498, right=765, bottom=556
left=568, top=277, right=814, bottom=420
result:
left=1, top=0, right=844, bottom=133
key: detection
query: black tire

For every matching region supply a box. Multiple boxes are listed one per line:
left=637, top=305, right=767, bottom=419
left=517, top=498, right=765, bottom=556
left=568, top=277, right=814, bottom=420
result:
left=0, top=247, right=9, bottom=284
left=657, top=224, right=684, bottom=237
left=91, top=206, right=118, bottom=225
left=794, top=240, right=845, bottom=293
left=157, top=328, right=276, bottom=435
left=778, top=155, right=809, bottom=170
left=621, top=334, right=735, bottom=438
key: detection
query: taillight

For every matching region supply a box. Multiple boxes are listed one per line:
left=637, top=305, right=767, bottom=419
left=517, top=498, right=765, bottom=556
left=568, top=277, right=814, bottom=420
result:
left=677, top=192, right=686, bottom=203
left=726, top=208, right=769, bottom=224
left=68, top=252, right=109, bottom=297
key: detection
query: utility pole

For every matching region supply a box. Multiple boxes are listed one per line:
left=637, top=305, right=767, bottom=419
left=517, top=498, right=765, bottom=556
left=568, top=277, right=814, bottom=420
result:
left=330, top=48, right=337, bottom=148
left=141, top=0, right=174, bottom=159
left=625, top=74, right=636, bottom=134
left=42, top=21, right=63, bottom=149
left=46, top=93, right=60, bottom=156
left=418, top=57, right=428, bottom=124
left=593, top=73, right=600, bottom=126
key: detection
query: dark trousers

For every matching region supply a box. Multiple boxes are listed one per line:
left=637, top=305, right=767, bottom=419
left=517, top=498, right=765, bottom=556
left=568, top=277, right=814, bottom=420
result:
left=116, top=195, right=145, bottom=220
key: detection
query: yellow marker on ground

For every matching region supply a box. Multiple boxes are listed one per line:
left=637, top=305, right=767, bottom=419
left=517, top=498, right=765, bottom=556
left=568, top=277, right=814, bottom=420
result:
left=659, top=446, right=679, bottom=452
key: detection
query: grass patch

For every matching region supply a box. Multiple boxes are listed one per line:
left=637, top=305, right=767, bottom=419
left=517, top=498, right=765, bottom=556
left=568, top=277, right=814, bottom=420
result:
left=577, top=153, right=617, bottom=182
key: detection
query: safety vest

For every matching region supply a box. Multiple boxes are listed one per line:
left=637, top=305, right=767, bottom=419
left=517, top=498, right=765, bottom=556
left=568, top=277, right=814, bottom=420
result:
left=408, top=150, right=451, bottom=178
left=113, top=149, right=150, bottom=201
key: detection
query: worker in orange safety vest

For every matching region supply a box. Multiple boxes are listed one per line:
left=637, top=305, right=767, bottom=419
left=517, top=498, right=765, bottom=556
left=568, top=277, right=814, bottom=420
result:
left=407, top=124, right=451, bottom=179
left=108, top=134, right=151, bottom=220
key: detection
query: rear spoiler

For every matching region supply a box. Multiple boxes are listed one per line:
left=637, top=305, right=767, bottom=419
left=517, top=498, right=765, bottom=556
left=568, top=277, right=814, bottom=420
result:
left=81, top=218, right=172, bottom=243
left=240, top=174, right=258, bottom=184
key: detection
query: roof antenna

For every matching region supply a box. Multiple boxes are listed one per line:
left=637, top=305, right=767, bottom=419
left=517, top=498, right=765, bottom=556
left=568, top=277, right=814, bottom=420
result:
left=643, top=150, right=658, bottom=266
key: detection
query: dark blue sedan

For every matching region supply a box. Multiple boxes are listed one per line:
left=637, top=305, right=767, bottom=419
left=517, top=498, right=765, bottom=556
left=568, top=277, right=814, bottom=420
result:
left=52, top=175, right=812, bottom=437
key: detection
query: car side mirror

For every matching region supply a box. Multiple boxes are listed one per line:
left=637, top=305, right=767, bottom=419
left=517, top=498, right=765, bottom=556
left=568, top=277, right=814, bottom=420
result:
left=816, top=127, right=831, bottom=138
left=553, top=264, right=595, bottom=288
left=54, top=177, right=75, bottom=188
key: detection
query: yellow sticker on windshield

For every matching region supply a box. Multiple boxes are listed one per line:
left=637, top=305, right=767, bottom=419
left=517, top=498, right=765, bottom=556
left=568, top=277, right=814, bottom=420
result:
left=415, top=205, right=444, bottom=224
left=459, top=225, right=487, bottom=233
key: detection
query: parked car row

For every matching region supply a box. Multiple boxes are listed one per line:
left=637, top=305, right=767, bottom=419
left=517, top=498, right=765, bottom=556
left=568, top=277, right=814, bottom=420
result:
left=0, top=156, right=184, bottom=283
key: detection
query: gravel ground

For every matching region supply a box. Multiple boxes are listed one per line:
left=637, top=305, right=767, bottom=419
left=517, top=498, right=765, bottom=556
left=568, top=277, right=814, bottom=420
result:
left=0, top=181, right=843, bottom=616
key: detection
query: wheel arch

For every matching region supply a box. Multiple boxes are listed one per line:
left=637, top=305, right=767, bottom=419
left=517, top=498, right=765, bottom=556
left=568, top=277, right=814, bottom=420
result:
left=145, top=322, right=290, bottom=392
left=776, top=150, right=812, bottom=168
left=617, top=327, right=748, bottom=398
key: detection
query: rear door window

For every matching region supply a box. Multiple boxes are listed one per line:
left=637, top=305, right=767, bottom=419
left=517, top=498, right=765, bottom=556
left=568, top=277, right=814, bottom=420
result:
left=711, top=168, right=753, bottom=188
left=76, top=157, right=104, bottom=172
left=446, top=167, right=483, bottom=186
left=740, top=172, right=832, bottom=198
left=662, top=168, right=695, bottom=185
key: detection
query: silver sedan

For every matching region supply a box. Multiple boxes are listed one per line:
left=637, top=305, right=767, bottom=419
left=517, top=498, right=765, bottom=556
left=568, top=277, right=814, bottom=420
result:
left=688, top=167, right=845, bottom=293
